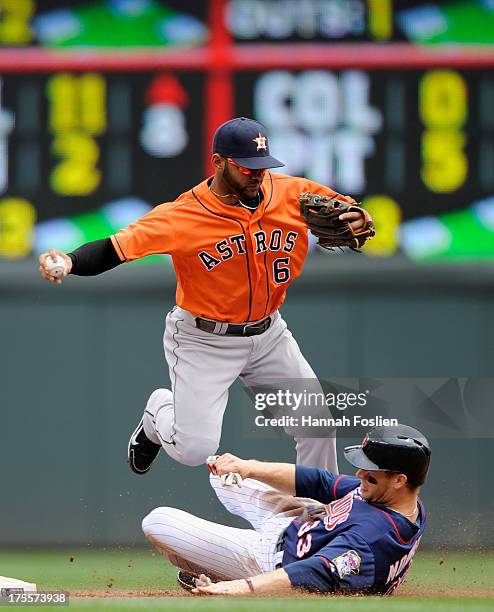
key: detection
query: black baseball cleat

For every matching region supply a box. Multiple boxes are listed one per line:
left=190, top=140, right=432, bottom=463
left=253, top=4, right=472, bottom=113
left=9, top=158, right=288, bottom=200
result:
left=128, top=417, right=161, bottom=474
left=176, top=570, right=197, bottom=593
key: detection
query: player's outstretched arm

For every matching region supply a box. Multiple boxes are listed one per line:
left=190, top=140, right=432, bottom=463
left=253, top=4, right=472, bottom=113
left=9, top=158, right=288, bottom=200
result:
left=193, top=568, right=293, bottom=596
left=38, top=238, right=123, bottom=284
left=212, top=453, right=296, bottom=494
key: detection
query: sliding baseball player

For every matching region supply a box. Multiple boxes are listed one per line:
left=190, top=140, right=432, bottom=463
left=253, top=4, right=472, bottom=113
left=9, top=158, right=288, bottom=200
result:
left=142, top=425, right=430, bottom=596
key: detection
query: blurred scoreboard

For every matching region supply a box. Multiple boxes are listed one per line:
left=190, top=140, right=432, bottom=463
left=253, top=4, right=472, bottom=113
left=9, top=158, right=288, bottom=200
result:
left=238, top=68, right=494, bottom=258
left=0, top=70, right=205, bottom=258
left=1, top=72, right=203, bottom=214
left=0, top=0, right=493, bottom=261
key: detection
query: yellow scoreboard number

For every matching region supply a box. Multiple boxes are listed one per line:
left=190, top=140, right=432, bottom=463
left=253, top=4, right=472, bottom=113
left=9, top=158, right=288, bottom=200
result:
left=0, top=198, right=36, bottom=258
left=46, top=73, right=107, bottom=196
left=0, top=0, right=34, bottom=45
left=419, top=70, right=468, bottom=193
left=362, top=195, right=401, bottom=257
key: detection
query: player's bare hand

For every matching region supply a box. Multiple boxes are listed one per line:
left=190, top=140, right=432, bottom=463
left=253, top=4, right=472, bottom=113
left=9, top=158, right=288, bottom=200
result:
left=339, top=210, right=365, bottom=232
left=38, top=249, right=72, bottom=285
left=192, top=578, right=250, bottom=596
left=210, top=453, right=252, bottom=479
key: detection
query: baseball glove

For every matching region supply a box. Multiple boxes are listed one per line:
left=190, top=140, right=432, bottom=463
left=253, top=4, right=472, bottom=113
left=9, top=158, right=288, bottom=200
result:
left=299, top=193, right=375, bottom=251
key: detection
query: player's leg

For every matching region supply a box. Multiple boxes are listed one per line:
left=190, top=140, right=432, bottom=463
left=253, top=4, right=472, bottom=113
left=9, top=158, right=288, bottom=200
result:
left=209, top=473, right=315, bottom=531
left=241, top=312, right=338, bottom=473
left=141, top=506, right=262, bottom=580
left=136, top=307, right=251, bottom=467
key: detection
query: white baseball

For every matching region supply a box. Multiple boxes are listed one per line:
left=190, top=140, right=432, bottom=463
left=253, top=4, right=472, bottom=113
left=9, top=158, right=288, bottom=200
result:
left=46, top=255, right=66, bottom=278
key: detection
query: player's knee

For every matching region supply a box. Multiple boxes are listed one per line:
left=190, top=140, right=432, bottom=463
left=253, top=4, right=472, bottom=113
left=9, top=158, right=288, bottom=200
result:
left=174, top=438, right=219, bottom=467
left=142, top=506, right=178, bottom=538
left=142, top=508, right=161, bottom=537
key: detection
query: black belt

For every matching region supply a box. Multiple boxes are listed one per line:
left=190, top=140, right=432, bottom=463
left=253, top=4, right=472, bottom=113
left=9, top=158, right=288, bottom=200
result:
left=195, top=316, right=271, bottom=336
left=274, top=529, right=286, bottom=569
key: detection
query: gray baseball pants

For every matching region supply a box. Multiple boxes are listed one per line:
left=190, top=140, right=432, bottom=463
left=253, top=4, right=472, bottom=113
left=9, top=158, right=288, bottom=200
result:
left=142, top=306, right=338, bottom=471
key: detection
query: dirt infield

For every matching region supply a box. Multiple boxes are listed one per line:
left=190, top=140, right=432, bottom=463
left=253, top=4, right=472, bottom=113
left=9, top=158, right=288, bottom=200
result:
left=69, top=587, right=494, bottom=599
left=70, top=590, right=183, bottom=598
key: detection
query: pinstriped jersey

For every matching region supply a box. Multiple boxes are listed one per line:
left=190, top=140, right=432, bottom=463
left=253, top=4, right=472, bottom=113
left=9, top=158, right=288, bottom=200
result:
left=110, top=172, right=355, bottom=322
left=282, top=466, right=426, bottom=594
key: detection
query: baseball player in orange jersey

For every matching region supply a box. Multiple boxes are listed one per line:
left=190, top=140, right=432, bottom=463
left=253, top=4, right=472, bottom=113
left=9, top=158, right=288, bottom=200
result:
left=39, top=117, right=369, bottom=474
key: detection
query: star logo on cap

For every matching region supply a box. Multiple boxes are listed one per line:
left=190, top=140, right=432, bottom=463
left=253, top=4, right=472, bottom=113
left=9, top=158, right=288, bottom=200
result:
left=253, top=132, right=267, bottom=151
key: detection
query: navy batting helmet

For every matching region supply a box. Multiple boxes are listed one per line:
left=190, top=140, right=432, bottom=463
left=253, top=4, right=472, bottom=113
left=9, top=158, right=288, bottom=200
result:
left=344, top=424, right=431, bottom=486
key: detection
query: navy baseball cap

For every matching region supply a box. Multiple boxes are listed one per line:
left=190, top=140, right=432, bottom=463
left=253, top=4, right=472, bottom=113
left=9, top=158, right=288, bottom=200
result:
left=212, top=117, right=284, bottom=170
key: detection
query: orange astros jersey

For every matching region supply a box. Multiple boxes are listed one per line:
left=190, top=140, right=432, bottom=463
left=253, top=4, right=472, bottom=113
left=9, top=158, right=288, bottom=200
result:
left=110, top=172, right=355, bottom=323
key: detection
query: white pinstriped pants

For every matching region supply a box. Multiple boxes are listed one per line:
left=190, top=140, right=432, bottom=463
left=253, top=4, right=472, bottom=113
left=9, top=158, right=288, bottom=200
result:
left=141, top=474, right=313, bottom=580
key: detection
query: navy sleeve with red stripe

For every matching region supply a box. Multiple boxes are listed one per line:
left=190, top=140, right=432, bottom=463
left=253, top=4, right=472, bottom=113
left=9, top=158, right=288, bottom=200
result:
left=295, top=466, right=360, bottom=503
left=284, top=533, right=375, bottom=593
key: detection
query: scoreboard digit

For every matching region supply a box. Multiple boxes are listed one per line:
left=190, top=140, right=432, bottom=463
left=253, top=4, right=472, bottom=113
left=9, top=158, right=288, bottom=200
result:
left=0, top=0, right=34, bottom=45
left=0, top=196, right=35, bottom=257
left=47, top=73, right=106, bottom=196
left=419, top=70, right=468, bottom=193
